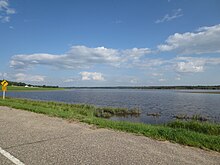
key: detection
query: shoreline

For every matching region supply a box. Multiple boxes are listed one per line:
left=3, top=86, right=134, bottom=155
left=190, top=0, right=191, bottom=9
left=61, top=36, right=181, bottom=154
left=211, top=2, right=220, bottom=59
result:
left=0, top=97, right=219, bottom=152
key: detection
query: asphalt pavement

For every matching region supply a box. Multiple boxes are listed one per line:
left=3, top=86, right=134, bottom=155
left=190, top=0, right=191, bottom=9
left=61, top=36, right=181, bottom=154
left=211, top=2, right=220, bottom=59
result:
left=0, top=106, right=219, bottom=165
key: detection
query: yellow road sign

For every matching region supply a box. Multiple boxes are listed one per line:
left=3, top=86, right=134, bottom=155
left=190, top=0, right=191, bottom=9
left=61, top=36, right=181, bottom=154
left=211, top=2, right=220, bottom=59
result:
left=2, top=86, right=7, bottom=91
left=1, top=80, right=8, bottom=87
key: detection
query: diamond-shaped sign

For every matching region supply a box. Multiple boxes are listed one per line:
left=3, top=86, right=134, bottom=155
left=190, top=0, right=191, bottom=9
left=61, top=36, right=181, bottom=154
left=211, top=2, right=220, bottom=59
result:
left=1, top=80, right=8, bottom=87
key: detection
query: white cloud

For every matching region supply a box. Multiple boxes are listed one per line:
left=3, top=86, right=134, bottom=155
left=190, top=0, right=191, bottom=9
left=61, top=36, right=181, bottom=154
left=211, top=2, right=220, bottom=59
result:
left=155, top=8, right=183, bottom=23
left=13, top=73, right=45, bottom=82
left=79, top=72, right=104, bottom=81
left=67, top=45, right=121, bottom=65
left=0, top=72, right=8, bottom=79
left=174, top=57, right=220, bottom=73
left=0, top=0, right=15, bottom=23
left=130, top=78, right=138, bottom=84
left=10, top=53, right=62, bottom=69
left=0, top=15, right=9, bottom=22
left=10, top=46, right=122, bottom=70
left=123, top=48, right=152, bottom=60
left=176, top=61, right=204, bottom=73
left=5, top=7, right=15, bottom=14
left=64, top=78, right=76, bottom=83
left=10, top=45, right=152, bottom=70
left=133, top=58, right=167, bottom=68
left=175, top=77, right=181, bottom=81
left=158, top=24, right=220, bottom=54
left=158, top=78, right=166, bottom=82
left=152, top=73, right=163, bottom=77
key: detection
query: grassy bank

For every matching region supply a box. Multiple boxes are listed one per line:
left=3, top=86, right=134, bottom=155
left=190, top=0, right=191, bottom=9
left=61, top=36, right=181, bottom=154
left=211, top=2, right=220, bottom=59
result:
left=7, top=86, right=64, bottom=91
left=0, top=97, right=219, bottom=152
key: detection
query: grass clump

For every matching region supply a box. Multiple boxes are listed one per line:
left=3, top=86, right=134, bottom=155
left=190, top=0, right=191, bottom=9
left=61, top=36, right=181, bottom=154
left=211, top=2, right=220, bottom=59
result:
left=0, top=97, right=220, bottom=152
left=94, top=107, right=140, bottom=118
left=147, top=112, right=161, bottom=117
left=173, top=114, right=208, bottom=122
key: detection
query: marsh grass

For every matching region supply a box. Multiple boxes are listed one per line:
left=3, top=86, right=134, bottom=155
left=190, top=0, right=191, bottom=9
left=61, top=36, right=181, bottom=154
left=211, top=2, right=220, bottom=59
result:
left=0, top=97, right=219, bottom=152
left=173, top=114, right=208, bottom=122
left=147, top=112, right=161, bottom=117
left=95, top=107, right=141, bottom=118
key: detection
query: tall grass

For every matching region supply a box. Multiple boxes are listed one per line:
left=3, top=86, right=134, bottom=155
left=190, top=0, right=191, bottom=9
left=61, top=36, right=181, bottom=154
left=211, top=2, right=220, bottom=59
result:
left=0, top=97, right=219, bottom=152
left=167, top=120, right=220, bottom=136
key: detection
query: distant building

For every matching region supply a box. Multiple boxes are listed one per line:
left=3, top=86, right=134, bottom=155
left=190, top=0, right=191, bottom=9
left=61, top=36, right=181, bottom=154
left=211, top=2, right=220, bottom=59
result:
left=25, top=85, right=29, bottom=88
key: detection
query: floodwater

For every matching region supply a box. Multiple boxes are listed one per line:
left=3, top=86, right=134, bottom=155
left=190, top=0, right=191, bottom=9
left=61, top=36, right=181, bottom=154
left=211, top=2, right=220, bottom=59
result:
left=6, top=89, right=220, bottom=124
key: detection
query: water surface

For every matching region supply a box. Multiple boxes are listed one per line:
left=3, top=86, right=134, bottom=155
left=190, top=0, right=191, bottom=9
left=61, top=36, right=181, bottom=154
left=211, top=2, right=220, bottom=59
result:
left=6, top=89, right=220, bottom=124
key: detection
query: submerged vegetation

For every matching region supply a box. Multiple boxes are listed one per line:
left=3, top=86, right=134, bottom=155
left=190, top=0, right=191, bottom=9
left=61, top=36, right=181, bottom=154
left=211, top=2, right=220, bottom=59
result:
left=95, top=107, right=140, bottom=118
left=0, top=97, right=219, bottom=152
left=147, top=112, right=161, bottom=117
left=173, top=114, right=209, bottom=122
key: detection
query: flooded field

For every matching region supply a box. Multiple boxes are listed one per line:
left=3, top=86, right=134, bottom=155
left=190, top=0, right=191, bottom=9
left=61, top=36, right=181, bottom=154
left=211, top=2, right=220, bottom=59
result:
left=7, top=89, right=220, bottom=124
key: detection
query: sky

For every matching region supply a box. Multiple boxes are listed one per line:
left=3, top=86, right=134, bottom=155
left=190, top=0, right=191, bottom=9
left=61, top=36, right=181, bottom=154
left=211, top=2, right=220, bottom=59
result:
left=0, top=0, right=220, bottom=87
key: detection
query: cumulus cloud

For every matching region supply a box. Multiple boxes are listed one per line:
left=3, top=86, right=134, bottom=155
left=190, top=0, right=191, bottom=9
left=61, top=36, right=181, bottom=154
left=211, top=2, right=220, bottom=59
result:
left=158, top=78, right=166, bottom=82
left=122, top=48, right=152, bottom=60
left=10, top=45, right=152, bottom=70
left=133, top=58, right=167, bottom=68
left=176, top=61, right=204, bottom=73
left=10, top=46, right=121, bottom=70
left=152, top=73, right=163, bottom=77
left=10, top=53, right=61, bottom=69
left=174, top=57, right=220, bottom=73
left=0, top=72, right=8, bottom=79
left=155, top=8, right=183, bottom=23
left=158, top=24, right=220, bottom=54
left=12, top=73, right=45, bottom=82
left=67, top=46, right=121, bottom=65
left=0, top=0, right=15, bottom=23
left=175, top=77, right=181, bottom=81
left=64, top=78, right=76, bottom=83
left=130, top=78, right=138, bottom=84
left=79, top=72, right=104, bottom=81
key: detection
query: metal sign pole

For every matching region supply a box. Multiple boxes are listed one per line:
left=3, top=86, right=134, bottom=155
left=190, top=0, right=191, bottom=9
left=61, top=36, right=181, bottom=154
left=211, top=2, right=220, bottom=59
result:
left=3, top=90, right=5, bottom=100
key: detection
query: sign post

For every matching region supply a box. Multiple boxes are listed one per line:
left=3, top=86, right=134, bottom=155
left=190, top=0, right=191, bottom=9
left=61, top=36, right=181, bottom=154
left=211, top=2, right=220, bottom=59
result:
left=3, top=90, right=5, bottom=100
left=1, top=80, right=8, bottom=100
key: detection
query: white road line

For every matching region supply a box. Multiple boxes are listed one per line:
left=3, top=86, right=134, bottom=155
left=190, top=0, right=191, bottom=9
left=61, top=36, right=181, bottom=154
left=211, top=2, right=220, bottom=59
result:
left=0, top=147, right=25, bottom=165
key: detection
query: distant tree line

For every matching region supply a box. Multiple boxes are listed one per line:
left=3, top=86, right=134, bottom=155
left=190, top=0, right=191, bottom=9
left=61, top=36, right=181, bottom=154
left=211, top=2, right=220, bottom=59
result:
left=0, top=80, right=59, bottom=88
left=34, top=85, right=59, bottom=88
left=67, top=85, right=220, bottom=90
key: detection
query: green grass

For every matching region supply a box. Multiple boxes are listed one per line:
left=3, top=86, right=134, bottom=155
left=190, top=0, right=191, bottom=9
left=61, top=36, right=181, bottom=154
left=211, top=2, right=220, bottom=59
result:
left=7, top=86, right=64, bottom=91
left=167, top=120, right=220, bottom=136
left=0, top=97, right=219, bottom=152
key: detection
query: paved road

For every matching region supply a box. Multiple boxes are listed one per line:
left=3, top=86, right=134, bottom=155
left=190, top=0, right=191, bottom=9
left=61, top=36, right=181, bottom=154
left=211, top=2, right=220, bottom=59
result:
left=0, top=106, right=219, bottom=165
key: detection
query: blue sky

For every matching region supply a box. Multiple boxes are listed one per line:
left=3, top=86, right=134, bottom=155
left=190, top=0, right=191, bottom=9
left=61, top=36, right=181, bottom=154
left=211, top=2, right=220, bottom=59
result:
left=0, top=0, right=220, bottom=87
